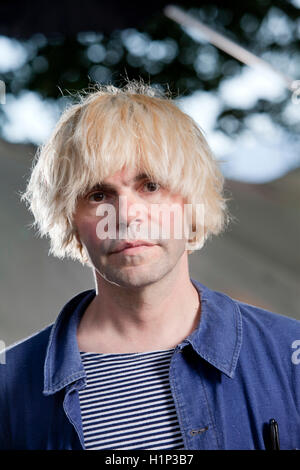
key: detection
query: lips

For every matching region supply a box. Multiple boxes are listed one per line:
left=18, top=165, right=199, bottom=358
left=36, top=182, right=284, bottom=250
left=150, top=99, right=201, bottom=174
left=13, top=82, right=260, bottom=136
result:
left=110, top=241, right=155, bottom=254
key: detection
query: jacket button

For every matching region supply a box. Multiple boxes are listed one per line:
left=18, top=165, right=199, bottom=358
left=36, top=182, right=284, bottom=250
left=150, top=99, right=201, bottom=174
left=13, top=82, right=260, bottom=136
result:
left=190, top=426, right=209, bottom=436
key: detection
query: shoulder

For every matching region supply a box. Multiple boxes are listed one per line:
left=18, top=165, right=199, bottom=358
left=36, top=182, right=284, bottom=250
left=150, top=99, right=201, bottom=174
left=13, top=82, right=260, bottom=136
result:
left=232, top=297, right=300, bottom=338
left=228, top=296, right=300, bottom=371
left=4, top=323, right=53, bottom=357
left=0, top=324, right=53, bottom=385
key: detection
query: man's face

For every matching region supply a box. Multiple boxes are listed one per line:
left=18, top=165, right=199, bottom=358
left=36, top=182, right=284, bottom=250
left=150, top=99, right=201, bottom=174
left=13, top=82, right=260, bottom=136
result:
left=73, top=167, right=190, bottom=288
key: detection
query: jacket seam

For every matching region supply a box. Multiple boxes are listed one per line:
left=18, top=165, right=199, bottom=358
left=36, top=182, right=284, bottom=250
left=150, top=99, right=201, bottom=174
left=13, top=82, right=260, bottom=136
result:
left=228, top=299, right=243, bottom=375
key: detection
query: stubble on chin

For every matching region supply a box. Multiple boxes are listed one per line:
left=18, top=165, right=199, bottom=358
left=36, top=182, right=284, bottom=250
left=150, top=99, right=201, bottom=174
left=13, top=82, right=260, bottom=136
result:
left=96, top=250, right=170, bottom=289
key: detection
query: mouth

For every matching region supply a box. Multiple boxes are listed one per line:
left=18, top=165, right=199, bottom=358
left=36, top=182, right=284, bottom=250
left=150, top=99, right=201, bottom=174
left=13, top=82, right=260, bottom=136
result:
left=110, top=242, right=156, bottom=255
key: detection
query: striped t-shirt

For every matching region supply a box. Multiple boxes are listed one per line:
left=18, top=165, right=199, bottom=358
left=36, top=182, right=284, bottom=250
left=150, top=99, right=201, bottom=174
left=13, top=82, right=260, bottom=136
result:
left=78, top=348, right=185, bottom=450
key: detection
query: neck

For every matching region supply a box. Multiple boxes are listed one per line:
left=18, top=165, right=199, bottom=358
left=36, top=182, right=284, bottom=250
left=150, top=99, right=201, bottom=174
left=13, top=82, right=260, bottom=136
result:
left=77, top=255, right=201, bottom=353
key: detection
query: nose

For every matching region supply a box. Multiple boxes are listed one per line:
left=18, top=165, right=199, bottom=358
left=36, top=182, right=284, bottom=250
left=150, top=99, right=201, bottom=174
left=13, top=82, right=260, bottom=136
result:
left=116, top=190, right=148, bottom=235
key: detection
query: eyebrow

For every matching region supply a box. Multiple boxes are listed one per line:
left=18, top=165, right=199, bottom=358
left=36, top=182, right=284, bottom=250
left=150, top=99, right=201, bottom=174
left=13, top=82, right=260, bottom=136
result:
left=88, top=173, right=151, bottom=193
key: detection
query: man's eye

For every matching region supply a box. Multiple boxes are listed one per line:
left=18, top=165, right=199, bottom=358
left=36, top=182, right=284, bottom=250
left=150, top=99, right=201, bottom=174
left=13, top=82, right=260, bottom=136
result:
left=88, top=192, right=106, bottom=202
left=143, top=181, right=160, bottom=193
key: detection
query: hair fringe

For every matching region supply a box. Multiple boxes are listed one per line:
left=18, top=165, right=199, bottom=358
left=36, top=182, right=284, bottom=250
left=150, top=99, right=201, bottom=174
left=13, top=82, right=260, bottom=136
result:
left=20, top=78, right=231, bottom=264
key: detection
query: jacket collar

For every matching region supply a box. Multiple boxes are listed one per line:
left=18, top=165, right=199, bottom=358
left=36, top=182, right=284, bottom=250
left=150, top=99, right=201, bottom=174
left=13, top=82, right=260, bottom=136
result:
left=43, top=278, right=242, bottom=395
left=43, top=289, right=95, bottom=395
left=187, top=279, right=242, bottom=378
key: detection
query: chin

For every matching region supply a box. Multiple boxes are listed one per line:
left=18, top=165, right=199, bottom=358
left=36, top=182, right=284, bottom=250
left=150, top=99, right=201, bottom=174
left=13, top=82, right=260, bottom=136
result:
left=101, top=264, right=167, bottom=289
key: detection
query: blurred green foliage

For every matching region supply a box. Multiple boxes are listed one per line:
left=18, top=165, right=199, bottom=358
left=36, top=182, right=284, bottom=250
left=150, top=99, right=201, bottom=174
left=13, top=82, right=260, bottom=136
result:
left=0, top=0, right=299, bottom=136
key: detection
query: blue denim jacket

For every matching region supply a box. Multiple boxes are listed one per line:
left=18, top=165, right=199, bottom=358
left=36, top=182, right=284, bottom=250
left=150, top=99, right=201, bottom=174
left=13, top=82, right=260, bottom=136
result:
left=1, top=278, right=300, bottom=450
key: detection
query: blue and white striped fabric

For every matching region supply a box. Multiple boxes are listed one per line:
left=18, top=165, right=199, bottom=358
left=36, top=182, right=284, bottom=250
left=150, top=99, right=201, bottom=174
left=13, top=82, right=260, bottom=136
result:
left=78, top=348, right=185, bottom=450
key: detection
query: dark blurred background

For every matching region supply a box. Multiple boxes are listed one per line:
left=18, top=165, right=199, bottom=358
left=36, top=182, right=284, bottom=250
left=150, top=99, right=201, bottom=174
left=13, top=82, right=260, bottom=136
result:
left=0, top=0, right=299, bottom=346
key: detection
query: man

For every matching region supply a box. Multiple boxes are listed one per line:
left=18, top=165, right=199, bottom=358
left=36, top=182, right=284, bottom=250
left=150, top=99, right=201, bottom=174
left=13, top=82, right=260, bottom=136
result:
left=1, top=81, right=300, bottom=450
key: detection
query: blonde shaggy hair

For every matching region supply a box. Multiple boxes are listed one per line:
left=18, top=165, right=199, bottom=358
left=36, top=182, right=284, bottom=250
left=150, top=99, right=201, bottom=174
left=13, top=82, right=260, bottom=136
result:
left=20, top=80, right=231, bottom=266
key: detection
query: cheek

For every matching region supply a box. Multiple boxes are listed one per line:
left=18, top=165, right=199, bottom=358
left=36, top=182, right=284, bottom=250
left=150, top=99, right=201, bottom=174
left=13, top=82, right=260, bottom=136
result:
left=76, top=216, right=116, bottom=257
left=77, top=218, right=100, bottom=246
left=158, top=206, right=186, bottom=241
